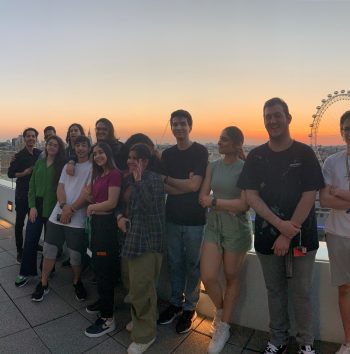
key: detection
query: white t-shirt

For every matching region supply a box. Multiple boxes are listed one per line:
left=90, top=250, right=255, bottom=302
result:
left=49, top=160, right=92, bottom=228
left=322, top=150, right=350, bottom=238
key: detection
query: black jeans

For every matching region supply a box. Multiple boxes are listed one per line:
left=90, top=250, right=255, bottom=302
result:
left=15, top=197, right=29, bottom=254
left=91, top=214, right=118, bottom=318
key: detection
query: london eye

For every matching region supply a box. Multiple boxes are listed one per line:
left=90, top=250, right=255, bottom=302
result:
left=309, top=90, right=350, bottom=163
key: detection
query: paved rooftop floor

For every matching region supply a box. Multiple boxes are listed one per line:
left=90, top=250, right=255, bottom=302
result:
left=0, top=224, right=341, bottom=354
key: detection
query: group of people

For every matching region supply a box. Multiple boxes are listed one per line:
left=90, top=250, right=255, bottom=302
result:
left=6, top=98, right=350, bottom=354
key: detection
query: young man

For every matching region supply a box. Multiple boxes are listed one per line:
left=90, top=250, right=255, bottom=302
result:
left=238, top=98, right=324, bottom=354
left=8, top=128, right=41, bottom=263
left=31, top=136, right=92, bottom=302
left=320, top=111, right=350, bottom=354
left=159, top=109, right=208, bottom=334
left=38, top=126, right=56, bottom=160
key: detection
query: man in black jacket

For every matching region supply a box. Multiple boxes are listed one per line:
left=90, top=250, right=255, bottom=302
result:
left=8, top=128, right=41, bottom=263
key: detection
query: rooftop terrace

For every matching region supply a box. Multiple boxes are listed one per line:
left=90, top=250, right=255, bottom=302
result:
left=0, top=222, right=341, bottom=354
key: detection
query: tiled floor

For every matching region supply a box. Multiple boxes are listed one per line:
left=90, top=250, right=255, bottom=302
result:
left=0, top=225, right=340, bottom=354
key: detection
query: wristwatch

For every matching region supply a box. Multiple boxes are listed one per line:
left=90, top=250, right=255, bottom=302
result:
left=59, top=202, right=66, bottom=209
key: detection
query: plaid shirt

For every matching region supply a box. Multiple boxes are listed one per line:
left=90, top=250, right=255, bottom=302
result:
left=119, top=170, right=165, bottom=258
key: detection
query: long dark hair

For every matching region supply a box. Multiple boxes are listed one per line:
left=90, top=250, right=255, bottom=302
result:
left=95, top=118, right=116, bottom=142
left=224, top=126, right=245, bottom=160
left=65, top=123, right=85, bottom=145
left=45, top=135, right=66, bottom=186
left=91, top=142, right=116, bottom=184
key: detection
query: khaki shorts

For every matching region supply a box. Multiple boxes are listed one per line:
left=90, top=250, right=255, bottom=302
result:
left=203, top=210, right=252, bottom=253
left=326, top=232, right=350, bottom=286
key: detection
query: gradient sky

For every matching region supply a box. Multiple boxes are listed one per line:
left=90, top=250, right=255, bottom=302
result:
left=1, top=0, right=350, bottom=145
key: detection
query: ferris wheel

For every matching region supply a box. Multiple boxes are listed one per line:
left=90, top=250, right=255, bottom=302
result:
left=309, top=90, right=350, bottom=162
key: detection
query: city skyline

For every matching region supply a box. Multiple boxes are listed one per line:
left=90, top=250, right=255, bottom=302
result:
left=1, top=0, right=350, bottom=145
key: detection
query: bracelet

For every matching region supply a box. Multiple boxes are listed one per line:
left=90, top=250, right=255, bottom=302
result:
left=59, top=202, right=66, bottom=209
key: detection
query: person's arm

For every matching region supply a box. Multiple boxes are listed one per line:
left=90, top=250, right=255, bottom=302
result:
left=165, top=184, right=185, bottom=195
left=214, top=191, right=250, bottom=213
left=198, top=164, right=212, bottom=201
left=329, top=187, right=350, bottom=203
left=246, top=189, right=300, bottom=238
left=320, top=185, right=350, bottom=209
left=165, top=174, right=203, bottom=193
left=87, top=186, right=121, bottom=215
left=290, top=190, right=317, bottom=227
left=8, top=153, right=33, bottom=178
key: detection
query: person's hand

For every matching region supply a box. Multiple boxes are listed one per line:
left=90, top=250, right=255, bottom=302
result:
left=272, top=234, right=291, bottom=256
left=277, top=220, right=300, bottom=238
left=199, top=195, right=213, bottom=208
left=87, top=204, right=96, bottom=216
left=23, top=167, right=33, bottom=176
left=117, top=216, right=130, bottom=233
left=66, top=163, right=75, bottom=177
left=29, top=208, right=38, bottom=223
left=60, top=205, right=73, bottom=224
left=132, top=160, right=144, bottom=182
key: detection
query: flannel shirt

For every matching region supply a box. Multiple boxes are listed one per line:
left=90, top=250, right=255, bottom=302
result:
left=118, top=170, right=165, bottom=258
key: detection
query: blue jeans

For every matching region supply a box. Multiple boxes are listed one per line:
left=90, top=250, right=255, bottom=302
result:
left=166, top=222, right=204, bottom=311
left=20, top=216, right=47, bottom=277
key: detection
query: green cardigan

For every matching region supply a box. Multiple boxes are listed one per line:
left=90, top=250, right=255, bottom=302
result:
left=28, top=159, right=57, bottom=218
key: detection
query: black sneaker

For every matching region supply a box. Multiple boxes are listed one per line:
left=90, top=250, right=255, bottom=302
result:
left=74, top=280, right=87, bottom=301
left=158, top=305, right=183, bottom=325
left=84, top=317, right=116, bottom=338
left=31, top=282, right=49, bottom=302
left=175, top=310, right=197, bottom=334
left=298, top=345, right=316, bottom=354
left=86, top=300, right=101, bottom=314
left=264, top=342, right=287, bottom=354
left=16, top=252, right=22, bottom=264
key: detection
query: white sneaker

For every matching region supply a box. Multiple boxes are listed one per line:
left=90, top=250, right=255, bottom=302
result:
left=209, top=309, right=223, bottom=336
left=336, top=345, right=350, bottom=354
left=127, top=337, right=156, bottom=354
left=207, top=321, right=230, bottom=354
left=126, top=321, right=133, bottom=332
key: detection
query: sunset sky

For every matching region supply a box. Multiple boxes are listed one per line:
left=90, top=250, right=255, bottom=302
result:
left=1, top=0, right=350, bottom=145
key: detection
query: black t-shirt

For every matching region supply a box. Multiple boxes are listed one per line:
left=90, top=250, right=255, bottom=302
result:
left=237, top=141, right=324, bottom=255
left=7, top=147, right=42, bottom=199
left=162, top=142, right=208, bottom=226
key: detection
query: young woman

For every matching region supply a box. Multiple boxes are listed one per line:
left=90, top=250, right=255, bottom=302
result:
left=116, top=143, right=165, bottom=354
left=65, top=123, right=85, bottom=161
left=199, top=126, right=252, bottom=354
left=84, top=142, right=122, bottom=338
left=320, top=111, right=350, bottom=354
left=15, top=136, right=66, bottom=289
